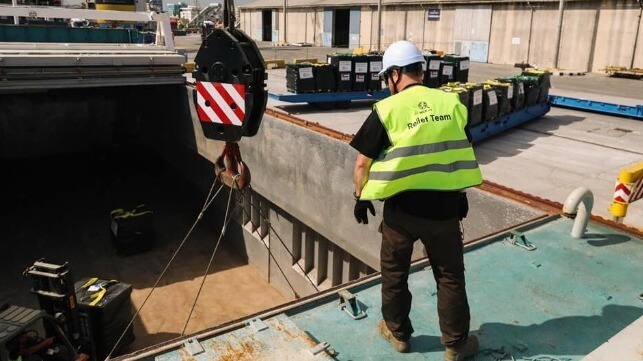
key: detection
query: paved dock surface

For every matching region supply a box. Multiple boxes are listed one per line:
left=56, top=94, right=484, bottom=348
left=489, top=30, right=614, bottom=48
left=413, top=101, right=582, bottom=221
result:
left=177, top=33, right=642, bottom=228
left=200, top=36, right=642, bottom=231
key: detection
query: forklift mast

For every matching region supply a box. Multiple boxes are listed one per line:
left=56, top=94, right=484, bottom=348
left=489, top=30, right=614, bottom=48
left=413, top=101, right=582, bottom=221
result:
left=23, top=260, right=82, bottom=348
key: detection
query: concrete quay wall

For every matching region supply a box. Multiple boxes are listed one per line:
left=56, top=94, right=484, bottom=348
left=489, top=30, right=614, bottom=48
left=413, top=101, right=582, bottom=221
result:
left=144, top=85, right=544, bottom=299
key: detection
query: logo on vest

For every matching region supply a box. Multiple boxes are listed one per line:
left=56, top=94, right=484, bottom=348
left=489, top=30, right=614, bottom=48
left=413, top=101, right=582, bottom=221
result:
left=415, top=101, right=432, bottom=116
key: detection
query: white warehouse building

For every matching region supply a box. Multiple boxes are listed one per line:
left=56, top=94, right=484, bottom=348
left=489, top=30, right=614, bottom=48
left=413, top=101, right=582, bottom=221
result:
left=238, top=0, right=643, bottom=72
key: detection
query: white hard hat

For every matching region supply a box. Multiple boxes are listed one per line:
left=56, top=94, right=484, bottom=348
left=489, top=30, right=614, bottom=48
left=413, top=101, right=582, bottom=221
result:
left=379, top=40, right=426, bottom=77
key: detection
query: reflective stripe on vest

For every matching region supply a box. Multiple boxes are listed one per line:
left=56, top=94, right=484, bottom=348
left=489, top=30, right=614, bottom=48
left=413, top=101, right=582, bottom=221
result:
left=360, top=85, right=483, bottom=200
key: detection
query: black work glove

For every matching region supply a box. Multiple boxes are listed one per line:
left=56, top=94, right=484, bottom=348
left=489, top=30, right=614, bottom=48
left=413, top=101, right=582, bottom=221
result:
left=354, top=199, right=375, bottom=224
left=458, top=192, right=469, bottom=220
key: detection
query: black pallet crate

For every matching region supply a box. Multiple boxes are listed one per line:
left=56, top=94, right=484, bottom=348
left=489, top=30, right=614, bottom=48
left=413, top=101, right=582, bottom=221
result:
left=313, top=64, right=337, bottom=92
left=440, top=61, right=456, bottom=85
left=353, top=55, right=369, bottom=92
left=327, top=54, right=353, bottom=92
left=443, top=55, right=470, bottom=83
left=75, top=278, right=135, bottom=361
left=367, top=55, right=383, bottom=91
left=522, top=69, right=551, bottom=103
left=486, top=82, right=512, bottom=116
left=286, top=63, right=316, bottom=93
left=440, top=86, right=470, bottom=109
left=497, top=77, right=525, bottom=110
left=515, top=75, right=540, bottom=107
left=423, top=54, right=442, bottom=88
left=110, top=205, right=154, bottom=256
left=463, top=83, right=483, bottom=126
left=482, top=87, right=499, bottom=122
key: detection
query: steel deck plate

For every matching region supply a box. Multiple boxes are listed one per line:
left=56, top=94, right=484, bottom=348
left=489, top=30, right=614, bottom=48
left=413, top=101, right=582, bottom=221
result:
left=285, top=218, right=643, bottom=360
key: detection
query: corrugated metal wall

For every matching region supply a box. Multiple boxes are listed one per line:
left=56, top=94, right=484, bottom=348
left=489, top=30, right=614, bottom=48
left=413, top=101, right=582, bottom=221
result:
left=239, top=0, right=643, bottom=72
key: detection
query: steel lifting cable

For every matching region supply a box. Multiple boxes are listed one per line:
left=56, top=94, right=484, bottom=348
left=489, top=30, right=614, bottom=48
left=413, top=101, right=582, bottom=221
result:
left=105, top=178, right=225, bottom=361
left=231, top=187, right=304, bottom=298
left=234, top=186, right=320, bottom=296
left=181, top=182, right=238, bottom=335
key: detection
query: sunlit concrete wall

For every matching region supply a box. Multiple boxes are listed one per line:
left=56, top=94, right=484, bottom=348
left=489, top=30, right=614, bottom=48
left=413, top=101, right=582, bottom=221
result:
left=422, top=6, right=455, bottom=53
left=149, top=86, right=544, bottom=299
left=284, top=10, right=308, bottom=44
left=593, top=1, right=643, bottom=72
left=381, top=5, right=407, bottom=47
left=359, top=6, right=375, bottom=50
left=557, top=1, right=599, bottom=71
left=241, top=1, right=642, bottom=72
left=405, top=7, right=425, bottom=48
left=240, top=10, right=264, bottom=40
left=487, top=4, right=532, bottom=65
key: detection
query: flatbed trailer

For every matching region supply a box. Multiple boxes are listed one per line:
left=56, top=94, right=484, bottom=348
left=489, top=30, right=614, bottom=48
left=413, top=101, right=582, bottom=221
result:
left=604, top=66, right=643, bottom=80
left=268, top=90, right=389, bottom=108
left=269, top=89, right=551, bottom=142
left=549, top=95, right=643, bottom=120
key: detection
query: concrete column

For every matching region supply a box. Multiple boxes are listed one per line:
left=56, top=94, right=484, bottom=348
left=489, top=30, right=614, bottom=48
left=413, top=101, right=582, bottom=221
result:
left=242, top=189, right=251, bottom=225
left=292, top=221, right=302, bottom=262
left=370, top=6, right=374, bottom=49
left=329, top=243, right=343, bottom=286
left=12, top=0, right=19, bottom=25
left=283, top=0, right=287, bottom=44
left=377, top=0, right=382, bottom=50
left=265, top=207, right=297, bottom=298
left=553, top=0, right=565, bottom=68
left=526, top=4, right=534, bottom=64
left=586, top=4, right=601, bottom=73
left=259, top=198, right=269, bottom=238
left=251, top=193, right=260, bottom=233
left=315, top=236, right=328, bottom=285
left=339, top=253, right=362, bottom=283
left=304, top=227, right=315, bottom=273
left=349, top=255, right=360, bottom=280
left=631, top=1, right=643, bottom=69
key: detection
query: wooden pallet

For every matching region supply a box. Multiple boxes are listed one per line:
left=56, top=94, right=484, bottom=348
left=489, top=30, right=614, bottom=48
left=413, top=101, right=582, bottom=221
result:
left=604, top=66, right=643, bottom=80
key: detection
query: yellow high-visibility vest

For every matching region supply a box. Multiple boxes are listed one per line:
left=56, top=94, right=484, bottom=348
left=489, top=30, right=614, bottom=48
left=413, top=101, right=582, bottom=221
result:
left=360, top=85, right=483, bottom=200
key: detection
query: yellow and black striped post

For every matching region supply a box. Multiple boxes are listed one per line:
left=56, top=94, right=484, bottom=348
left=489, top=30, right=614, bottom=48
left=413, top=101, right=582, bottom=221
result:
left=608, top=161, right=643, bottom=223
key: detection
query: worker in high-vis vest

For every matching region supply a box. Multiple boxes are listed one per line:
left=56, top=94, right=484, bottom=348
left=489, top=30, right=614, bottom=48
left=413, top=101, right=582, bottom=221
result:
left=349, top=40, right=482, bottom=360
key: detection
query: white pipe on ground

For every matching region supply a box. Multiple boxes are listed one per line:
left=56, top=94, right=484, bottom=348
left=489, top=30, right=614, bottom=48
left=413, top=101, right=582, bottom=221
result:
left=562, top=187, right=594, bottom=239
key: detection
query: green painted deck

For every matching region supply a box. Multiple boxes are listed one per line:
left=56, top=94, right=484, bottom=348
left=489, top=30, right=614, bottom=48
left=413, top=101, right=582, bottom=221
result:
left=142, top=217, right=643, bottom=361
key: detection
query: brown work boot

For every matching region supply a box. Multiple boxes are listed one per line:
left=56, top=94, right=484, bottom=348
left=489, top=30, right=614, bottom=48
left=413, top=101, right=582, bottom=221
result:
left=378, top=319, right=410, bottom=353
left=444, top=335, right=479, bottom=361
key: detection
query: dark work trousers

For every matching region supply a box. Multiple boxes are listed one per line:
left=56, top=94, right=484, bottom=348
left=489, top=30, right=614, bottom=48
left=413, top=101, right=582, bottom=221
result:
left=380, top=204, right=471, bottom=347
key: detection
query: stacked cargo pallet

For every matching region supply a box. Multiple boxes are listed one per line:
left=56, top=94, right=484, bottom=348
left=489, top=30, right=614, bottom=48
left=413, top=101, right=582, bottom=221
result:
left=439, top=68, right=551, bottom=125
left=283, top=55, right=551, bottom=125
left=286, top=63, right=337, bottom=93
left=285, top=53, right=383, bottom=94
left=423, top=53, right=470, bottom=88
left=286, top=52, right=472, bottom=94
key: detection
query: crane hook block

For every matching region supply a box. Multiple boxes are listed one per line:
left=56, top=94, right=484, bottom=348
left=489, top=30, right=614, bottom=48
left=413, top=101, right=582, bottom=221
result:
left=193, top=27, right=267, bottom=142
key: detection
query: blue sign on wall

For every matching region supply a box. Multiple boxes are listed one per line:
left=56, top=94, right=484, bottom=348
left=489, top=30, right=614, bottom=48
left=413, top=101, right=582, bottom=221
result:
left=427, top=9, right=441, bottom=21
